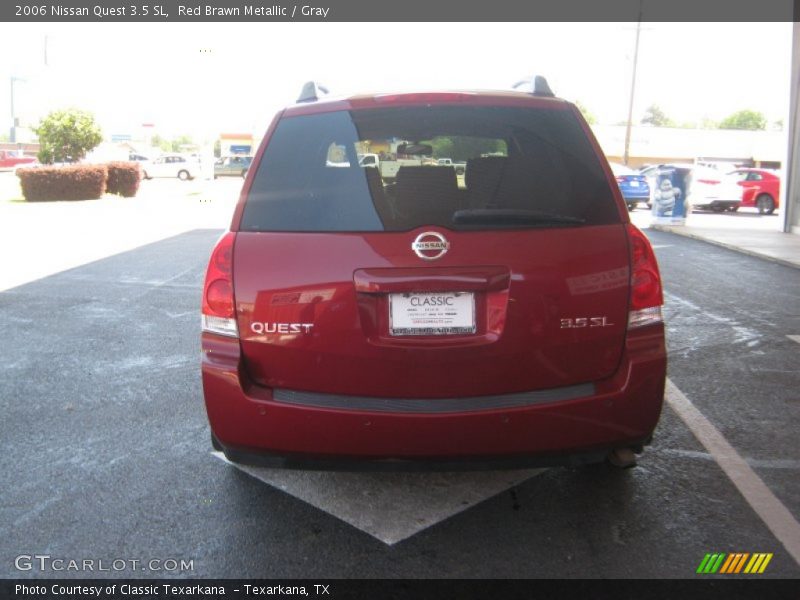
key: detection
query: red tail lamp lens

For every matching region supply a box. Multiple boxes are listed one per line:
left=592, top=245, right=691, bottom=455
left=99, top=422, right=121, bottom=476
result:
left=206, top=279, right=234, bottom=317
left=202, top=232, right=236, bottom=319
left=627, top=225, right=663, bottom=312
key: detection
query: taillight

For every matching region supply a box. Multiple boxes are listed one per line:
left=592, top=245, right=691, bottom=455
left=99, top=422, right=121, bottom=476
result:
left=627, top=224, right=663, bottom=329
left=201, top=232, right=238, bottom=337
left=615, top=176, right=626, bottom=183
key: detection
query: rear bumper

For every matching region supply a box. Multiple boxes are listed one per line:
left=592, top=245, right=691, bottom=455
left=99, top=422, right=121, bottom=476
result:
left=202, top=326, right=666, bottom=467
left=621, top=192, right=650, bottom=202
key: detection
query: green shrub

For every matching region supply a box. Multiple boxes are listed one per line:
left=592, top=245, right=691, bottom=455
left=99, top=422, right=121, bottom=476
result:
left=106, top=162, right=141, bottom=197
left=17, top=165, right=107, bottom=201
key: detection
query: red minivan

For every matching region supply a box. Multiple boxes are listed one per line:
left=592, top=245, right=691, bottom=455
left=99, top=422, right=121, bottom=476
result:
left=201, top=81, right=667, bottom=469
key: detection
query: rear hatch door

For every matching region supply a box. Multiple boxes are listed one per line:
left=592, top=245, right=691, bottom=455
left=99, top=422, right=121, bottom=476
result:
left=234, top=101, right=630, bottom=399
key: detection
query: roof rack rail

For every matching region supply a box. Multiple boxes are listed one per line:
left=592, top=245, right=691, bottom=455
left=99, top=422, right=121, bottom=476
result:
left=297, top=81, right=330, bottom=103
left=512, top=75, right=555, bottom=98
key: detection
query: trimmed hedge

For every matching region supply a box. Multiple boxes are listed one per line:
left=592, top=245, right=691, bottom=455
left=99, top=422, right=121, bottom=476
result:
left=16, top=162, right=142, bottom=201
left=106, top=162, right=141, bottom=197
left=17, top=165, right=107, bottom=202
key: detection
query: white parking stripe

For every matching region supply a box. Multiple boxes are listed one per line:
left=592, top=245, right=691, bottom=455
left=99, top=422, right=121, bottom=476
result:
left=787, top=335, right=800, bottom=344
left=665, top=378, right=800, bottom=566
left=212, top=452, right=544, bottom=545
left=653, top=448, right=800, bottom=470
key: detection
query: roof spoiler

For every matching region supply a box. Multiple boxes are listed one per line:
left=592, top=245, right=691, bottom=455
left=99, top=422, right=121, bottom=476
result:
left=297, top=81, right=330, bottom=103
left=512, top=75, right=555, bottom=98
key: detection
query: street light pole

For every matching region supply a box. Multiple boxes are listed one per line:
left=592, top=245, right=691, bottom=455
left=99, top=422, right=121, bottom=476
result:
left=10, top=76, right=25, bottom=144
left=623, top=0, right=644, bottom=166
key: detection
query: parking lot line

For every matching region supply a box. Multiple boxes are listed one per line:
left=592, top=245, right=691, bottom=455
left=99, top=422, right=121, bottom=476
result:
left=211, top=452, right=545, bottom=545
left=665, top=378, right=800, bottom=566
left=788, top=335, right=800, bottom=344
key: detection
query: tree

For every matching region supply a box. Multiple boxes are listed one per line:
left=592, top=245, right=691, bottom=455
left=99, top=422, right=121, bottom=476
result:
left=170, top=134, right=195, bottom=152
left=34, top=108, right=103, bottom=164
left=574, top=100, right=596, bottom=125
left=426, top=136, right=504, bottom=162
left=150, top=134, right=170, bottom=152
left=641, top=104, right=674, bottom=127
left=700, top=117, right=718, bottom=130
left=718, top=110, right=767, bottom=131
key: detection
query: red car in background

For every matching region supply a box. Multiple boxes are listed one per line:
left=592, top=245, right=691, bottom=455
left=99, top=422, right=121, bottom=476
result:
left=729, top=168, right=781, bottom=214
left=0, top=149, right=36, bottom=170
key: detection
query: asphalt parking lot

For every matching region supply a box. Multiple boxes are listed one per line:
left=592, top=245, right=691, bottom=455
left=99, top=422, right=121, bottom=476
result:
left=0, top=180, right=798, bottom=579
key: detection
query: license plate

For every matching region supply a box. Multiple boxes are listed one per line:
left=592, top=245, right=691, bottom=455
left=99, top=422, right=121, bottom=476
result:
left=629, top=181, right=640, bottom=187
left=389, top=292, right=475, bottom=336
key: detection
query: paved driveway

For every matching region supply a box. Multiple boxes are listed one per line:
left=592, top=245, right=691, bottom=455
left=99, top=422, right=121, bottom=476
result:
left=1, top=184, right=798, bottom=579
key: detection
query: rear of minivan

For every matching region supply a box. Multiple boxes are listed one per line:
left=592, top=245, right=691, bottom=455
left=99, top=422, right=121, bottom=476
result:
left=201, top=89, right=666, bottom=468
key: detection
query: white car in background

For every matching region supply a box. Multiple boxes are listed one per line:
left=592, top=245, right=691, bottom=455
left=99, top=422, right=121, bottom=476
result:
left=640, top=164, right=742, bottom=213
left=141, top=154, right=198, bottom=181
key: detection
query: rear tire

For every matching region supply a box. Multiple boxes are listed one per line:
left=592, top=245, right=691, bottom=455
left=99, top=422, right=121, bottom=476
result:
left=178, top=170, right=190, bottom=181
left=211, top=432, right=222, bottom=451
left=241, top=168, right=248, bottom=178
left=627, top=203, right=636, bottom=212
left=756, top=194, right=775, bottom=215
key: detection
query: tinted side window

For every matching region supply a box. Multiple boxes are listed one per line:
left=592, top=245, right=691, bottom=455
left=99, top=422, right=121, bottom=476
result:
left=242, top=105, right=619, bottom=232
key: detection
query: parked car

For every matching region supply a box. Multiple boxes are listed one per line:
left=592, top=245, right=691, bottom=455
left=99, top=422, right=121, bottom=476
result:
left=609, top=162, right=651, bottom=211
left=640, top=164, right=741, bottom=213
left=214, top=156, right=252, bottom=178
left=728, top=168, right=780, bottom=214
left=201, top=80, right=666, bottom=469
left=0, top=149, right=36, bottom=169
left=141, top=154, right=197, bottom=180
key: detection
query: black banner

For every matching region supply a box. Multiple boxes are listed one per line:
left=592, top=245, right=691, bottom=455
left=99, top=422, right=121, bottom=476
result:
left=1, top=0, right=797, bottom=22
left=2, top=579, right=800, bottom=600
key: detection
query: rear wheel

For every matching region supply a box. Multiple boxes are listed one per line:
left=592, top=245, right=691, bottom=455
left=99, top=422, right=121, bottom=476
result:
left=178, top=170, right=190, bottom=181
left=627, top=203, right=636, bottom=212
left=241, top=168, right=248, bottom=178
left=756, top=194, right=775, bottom=215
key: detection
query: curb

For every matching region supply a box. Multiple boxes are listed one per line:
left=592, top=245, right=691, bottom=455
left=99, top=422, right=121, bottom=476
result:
left=649, top=225, right=800, bottom=270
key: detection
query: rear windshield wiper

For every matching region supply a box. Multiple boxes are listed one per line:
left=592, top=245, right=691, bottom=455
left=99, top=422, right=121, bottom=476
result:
left=452, top=208, right=586, bottom=226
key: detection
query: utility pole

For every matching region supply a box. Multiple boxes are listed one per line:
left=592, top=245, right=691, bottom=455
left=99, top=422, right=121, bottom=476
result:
left=623, top=0, right=644, bottom=166
left=10, top=76, right=24, bottom=143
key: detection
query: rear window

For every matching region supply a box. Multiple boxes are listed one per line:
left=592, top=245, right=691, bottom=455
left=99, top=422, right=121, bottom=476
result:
left=241, top=105, right=619, bottom=232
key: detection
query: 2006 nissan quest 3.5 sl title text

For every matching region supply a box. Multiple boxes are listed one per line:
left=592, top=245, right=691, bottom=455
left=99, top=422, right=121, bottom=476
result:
left=200, top=78, right=667, bottom=470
